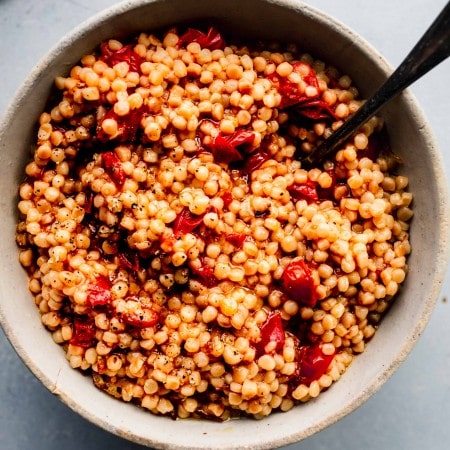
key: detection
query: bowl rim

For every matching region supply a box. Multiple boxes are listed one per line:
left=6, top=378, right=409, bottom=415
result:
left=0, top=0, right=449, bottom=449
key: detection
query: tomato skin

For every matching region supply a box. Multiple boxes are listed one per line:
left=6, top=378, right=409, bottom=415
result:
left=226, top=233, right=247, bottom=249
left=87, top=275, right=112, bottom=307
left=296, top=344, right=335, bottom=385
left=269, top=62, right=337, bottom=120
left=210, top=129, right=255, bottom=164
left=288, top=181, right=319, bottom=203
left=100, top=42, right=145, bottom=72
left=190, top=264, right=218, bottom=288
left=291, top=98, right=338, bottom=121
left=173, top=207, right=206, bottom=236
left=101, top=152, right=126, bottom=187
left=97, top=106, right=145, bottom=144
left=177, top=27, right=226, bottom=50
left=70, top=317, right=96, bottom=348
left=280, top=259, right=319, bottom=307
left=255, top=311, right=285, bottom=357
left=241, top=150, right=270, bottom=177
left=221, top=192, right=233, bottom=209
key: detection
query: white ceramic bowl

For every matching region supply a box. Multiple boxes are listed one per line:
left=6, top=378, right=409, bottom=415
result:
left=0, top=0, right=448, bottom=449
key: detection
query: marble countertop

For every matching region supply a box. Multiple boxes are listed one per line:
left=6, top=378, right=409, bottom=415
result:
left=1, top=1, right=449, bottom=449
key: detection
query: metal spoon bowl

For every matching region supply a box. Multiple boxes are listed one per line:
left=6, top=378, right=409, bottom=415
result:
left=302, top=0, right=450, bottom=167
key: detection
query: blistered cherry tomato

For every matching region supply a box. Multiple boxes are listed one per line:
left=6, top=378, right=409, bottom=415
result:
left=177, top=27, right=226, bottom=50
left=70, top=318, right=96, bottom=348
left=241, top=150, right=270, bottom=177
left=288, top=180, right=319, bottom=203
left=297, top=344, right=335, bottom=385
left=97, top=106, right=144, bottom=144
left=221, top=192, right=233, bottom=209
left=280, top=259, right=319, bottom=307
left=173, top=207, right=206, bottom=236
left=87, top=275, right=112, bottom=307
left=102, top=152, right=126, bottom=187
left=226, top=233, right=247, bottom=249
left=190, top=264, right=218, bottom=288
left=255, top=311, right=285, bottom=357
left=100, top=42, right=144, bottom=72
left=269, top=62, right=337, bottom=120
left=210, top=129, right=255, bottom=164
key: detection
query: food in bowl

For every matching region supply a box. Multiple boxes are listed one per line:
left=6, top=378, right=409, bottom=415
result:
left=15, top=25, right=413, bottom=421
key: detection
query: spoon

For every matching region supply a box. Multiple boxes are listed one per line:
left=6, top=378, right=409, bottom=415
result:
left=302, top=0, right=450, bottom=167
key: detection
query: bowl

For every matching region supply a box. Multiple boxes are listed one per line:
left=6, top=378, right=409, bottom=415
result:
left=0, top=0, right=448, bottom=449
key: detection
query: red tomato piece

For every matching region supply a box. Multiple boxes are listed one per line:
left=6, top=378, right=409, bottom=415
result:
left=280, top=259, right=319, bottom=307
left=190, top=264, right=218, bottom=288
left=70, top=317, right=96, bottom=348
left=102, top=151, right=126, bottom=187
left=177, top=27, right=226, bottom=50
left=255, top=311, right=285, bottom=357
left=316, top=168, right=345, bottom=202
left=97, top=106, right=145, bottom=144
left=358, top=127, right=393, bottom=161
left=241, top=150, right=270, bottom=176
left=221, top=192, right=233, bottom=209
left=269, top=62, right=337, bottom=120
left=210, top=129, right=255, bottom=164
left=173, top=207, right=206, bottom=236
left=100, top=42, right=145, bottom=73
left=288, top=180, right=319, bottom=203
left=87, top=275, right=112, bottom=307
left=268, top=62, right=317, bottom=108
left=225, top=233, right=247, bottom=249
left=121, top=306, right=159, bottom=328
left=297, top=344, right=335, bottom=385
left=293, top=98, right=339, bottom=120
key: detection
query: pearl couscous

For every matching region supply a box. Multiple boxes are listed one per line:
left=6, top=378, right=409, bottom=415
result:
left=16, top=26, right=413, bottom=420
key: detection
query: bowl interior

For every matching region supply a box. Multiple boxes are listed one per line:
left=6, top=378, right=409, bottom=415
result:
left=0, top=0, right=448, bottom=449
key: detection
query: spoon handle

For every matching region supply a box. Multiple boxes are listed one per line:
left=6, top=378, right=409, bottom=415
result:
left=303, top=0, right=450, bottom=166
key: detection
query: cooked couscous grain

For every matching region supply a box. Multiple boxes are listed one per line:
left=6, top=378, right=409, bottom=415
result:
left=16, top=25, right=413, bottom=421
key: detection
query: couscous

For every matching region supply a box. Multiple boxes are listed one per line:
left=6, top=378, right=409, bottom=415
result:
left=16, top=26, right=413, bottom=420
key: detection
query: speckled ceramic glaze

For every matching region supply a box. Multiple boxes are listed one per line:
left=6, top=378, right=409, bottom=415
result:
left=0, top=0, right=448, bottom=448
